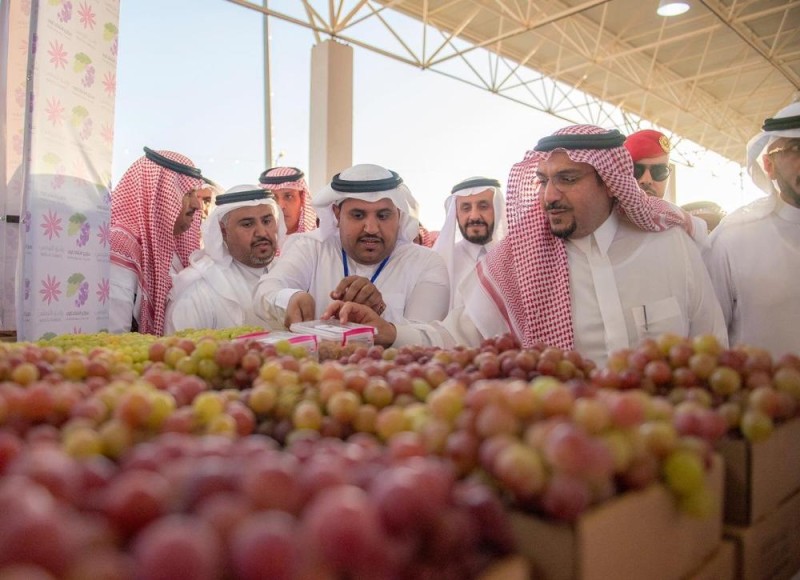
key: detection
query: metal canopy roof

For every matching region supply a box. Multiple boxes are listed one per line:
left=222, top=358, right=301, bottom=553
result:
left=229, top=0, right=800, bottom=166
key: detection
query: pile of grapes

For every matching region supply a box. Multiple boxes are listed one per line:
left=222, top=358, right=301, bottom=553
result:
left=0, top=432, right=513, bottom=578
left=592, top=334, right=800, bottom=443
left=2, top=331, right=792, bottom=578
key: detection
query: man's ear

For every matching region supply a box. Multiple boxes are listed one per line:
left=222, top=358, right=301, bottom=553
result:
left=219, top=220, right=228, bottom=243
left=762, top=153, right=776, bottom=180
left=332, top=203, right=341, bottom=225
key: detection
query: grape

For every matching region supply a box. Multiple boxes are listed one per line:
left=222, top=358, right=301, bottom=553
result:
left=540, top=473, right=592, bottom=521
left=57, top=1, right=72, bottom=23
left=133, top=514, right=222, bottom=580
left=74, top=281, right=89, bottom=307
left=231, top=511, right=299, bottom=580
left=76, top=222, right=90, bottom=247
left=81, top=65, right=95, bottom=88
left=79, top=118, right=92, bottom=140
left=301, top=485, right=388, bottom=575
left=662, top=450, right=705, bottom=496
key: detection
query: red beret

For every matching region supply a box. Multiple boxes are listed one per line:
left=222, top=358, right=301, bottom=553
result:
left=624, top=129, right=671, bottom=162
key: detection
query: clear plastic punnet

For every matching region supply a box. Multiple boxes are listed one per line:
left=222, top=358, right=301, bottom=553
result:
left=289, top=320, right=376, bottom=360
left=234, top=330, right=319, bottom=357
left=289, top=320, right=375, bottom=346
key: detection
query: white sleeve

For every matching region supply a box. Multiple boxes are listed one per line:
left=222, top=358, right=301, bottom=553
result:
left=705, top=231, right=735, bottom=330
left=109, top=263, right=138, bottom=333
left=254, top=235, right=317, bottom=323
left=164, top=281, right=216, bottom=334
left=685, top=234, right=729, bottom=347
left=402, top=250, right=451, bottom=322
left=393, top=306, right=486, bottom=348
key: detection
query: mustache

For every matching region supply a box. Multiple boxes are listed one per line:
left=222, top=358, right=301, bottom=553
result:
left=252, top=237, right=273, bottom=246
left=465, top=219, right=488, bottom=227
left=544, top=202, right=570, bottom=211
left=358, top=235, right=383, bottom=243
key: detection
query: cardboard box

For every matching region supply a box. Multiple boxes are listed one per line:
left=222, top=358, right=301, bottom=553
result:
left=717, top=417, right=800, bottom=525
left=686, top=540, right=735, bottom=580
left=478, top=556, right=531, bottom=580
left=510, top=456, right=723, bottom=580
left=724, top=488, right=800, bottom=580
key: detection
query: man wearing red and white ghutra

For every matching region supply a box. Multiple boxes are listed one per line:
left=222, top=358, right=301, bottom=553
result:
left=109, top=148, right=211, bottom=335
left=258, top=167, right=317, bottom=235
left=324, top=125, right=727, bottom=366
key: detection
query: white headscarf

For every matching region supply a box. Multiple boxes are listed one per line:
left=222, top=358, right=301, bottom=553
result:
left=312, top=164, right=421, bottom=244
left=172, top=185, right=285, bottom=295
left=432, top=177, right=508, bottom=297
left=720, top=100, right=800, bottom=227
left=746, top=101, right=800, bottom=196
left=201, top=184, right=286, bottom=265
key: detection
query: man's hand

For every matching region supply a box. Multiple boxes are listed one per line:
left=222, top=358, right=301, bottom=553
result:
left=330, top=276, right=386, bottom=315
left=322, top=300, right=397, bottom=347
left=285, top=292, right=316, bottom=327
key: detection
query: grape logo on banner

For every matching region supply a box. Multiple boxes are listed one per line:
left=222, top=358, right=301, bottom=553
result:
left=68, top=213, right=90, bottom=247
left=67, top=273, right=89, bottom=307
left=73, top=52, right=95, bottom=88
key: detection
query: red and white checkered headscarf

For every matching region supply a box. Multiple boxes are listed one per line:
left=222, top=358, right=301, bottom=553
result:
left=258, top=167, right=317, bottom=233
left=110, top=150, right=205, bottom=335
left=417, top=225, right=439, bottom=248
left=478, top=124, right=693, bottom=350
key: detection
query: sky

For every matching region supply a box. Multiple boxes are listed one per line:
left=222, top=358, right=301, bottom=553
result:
left=112, top=0, right=765, bottom=230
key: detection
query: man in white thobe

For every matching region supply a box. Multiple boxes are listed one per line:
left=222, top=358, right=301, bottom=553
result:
left=433, top=177, right=508, bottom=309
left=164, top=186, right=285, bottom=333
left=255, top=164, right=450, bottom=328
left=324, top=126, right=727, bottom=367
left=706, top=101, right=800, bottom=359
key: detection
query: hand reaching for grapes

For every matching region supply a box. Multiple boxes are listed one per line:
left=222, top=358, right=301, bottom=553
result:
left=322, top=300, right=397, bottom=347
left=285, top=292, right=316, bottom=328
left=329, top=276, right=386, bottom=315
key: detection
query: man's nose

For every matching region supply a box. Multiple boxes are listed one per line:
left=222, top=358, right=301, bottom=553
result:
left=542, top=180, right=562, bottom=204
left=254, top=221, right=270, bottom=237
left=468, top=206, right=481, bottom=221
left=363, top=215, right=380, bottom=233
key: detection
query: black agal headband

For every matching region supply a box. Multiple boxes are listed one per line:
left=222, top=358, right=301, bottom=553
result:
left=330, top=170, right=403, bottom=193
left=762, top=115, right=800, bottom=132
left=143, top=147, right=212, bottom=184
left=451, top=177, right=501, bottom=194
left=534, top=129, right=626, bottom=152
left=215, top=189, right=275, bottom=206
left=259, top=167, right=304, bottom=184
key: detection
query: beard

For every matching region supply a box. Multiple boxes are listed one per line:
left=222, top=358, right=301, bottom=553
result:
left=550, top=220, right=577, bottom=239
left=459, top=220, right=494, bottom=245
left=775, top=173, right=800, bottom=208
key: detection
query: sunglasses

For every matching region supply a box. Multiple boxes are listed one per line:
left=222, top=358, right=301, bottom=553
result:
left=633, top=163, right=671, bottom=182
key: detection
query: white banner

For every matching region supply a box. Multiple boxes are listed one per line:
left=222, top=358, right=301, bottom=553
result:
left=15, top=0, right=120, bottom=341
left=0, top=0, right=32, bottom=333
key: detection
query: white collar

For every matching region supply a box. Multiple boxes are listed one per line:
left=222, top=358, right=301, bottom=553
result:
left=462, top=238, right=493, bottom=260
left=233, top=260, right=270, bottom=280
left=776, top=196, right=800, bottom=224
left=569, top=211, right=619, bottom=258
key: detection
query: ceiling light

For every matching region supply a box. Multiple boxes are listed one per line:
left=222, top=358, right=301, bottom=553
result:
left=657, top=0, right=690, bottom=16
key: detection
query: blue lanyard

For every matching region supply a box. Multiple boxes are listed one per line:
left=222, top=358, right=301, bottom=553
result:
left=342, top=249, right=390, bottom=284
